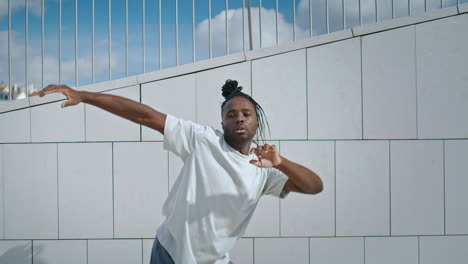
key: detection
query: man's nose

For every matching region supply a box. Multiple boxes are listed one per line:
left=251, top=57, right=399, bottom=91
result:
left=236, top=115, right=245, bottom=123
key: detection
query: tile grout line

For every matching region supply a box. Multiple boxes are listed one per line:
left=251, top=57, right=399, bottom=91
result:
left=443, top=140, right=446, bottom=235
left=112, top=142, right=115, bottom=239
left=87, top=239, right=89, bottom=264
left=279, top=141, right=282, bottom=237
left=334, top=140, right=337, bottom=236
left=3, top=145, right=5, bottom=239
left=308, top=237, right=311, bottom=264
left=414, top=25, right=419, bottom=139
left=418, top=236, right=420, bottom=264
left=363, top=237, right=366, bottom=264
left=57, top=144, right=60, bottom=239
left=389, top=140, right=392, bottom=236
left=31, top=240, right=33, bottom=264
left=140, top=84, right=142, bottom=142
left=305, top=49, right=309, bottom=139
left=360, top=36, right=364, bottom=140
left=84, top=104, right=87, bottom=142
left=141, top=239, right=144, bottom=264
left=252, top=237, right=255, bottom=264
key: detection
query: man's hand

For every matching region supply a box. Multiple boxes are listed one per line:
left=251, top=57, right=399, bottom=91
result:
left=39, top=84, right=84, bottom=108
left=249, top=144, right=282, bottom=168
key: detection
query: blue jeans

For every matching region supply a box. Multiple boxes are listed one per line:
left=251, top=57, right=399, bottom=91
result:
left=150, top=237, right=175, bottom=264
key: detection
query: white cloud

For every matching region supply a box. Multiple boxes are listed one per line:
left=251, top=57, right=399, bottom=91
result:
left=0, top=0, right=42, bottom=18
left=0, top=29, right=120, bottom=92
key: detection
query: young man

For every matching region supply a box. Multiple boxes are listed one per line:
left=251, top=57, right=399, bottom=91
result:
left=39, top=80, right=323, bottom=264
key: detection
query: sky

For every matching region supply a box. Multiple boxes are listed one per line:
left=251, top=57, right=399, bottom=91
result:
left=0, top=0, right=461, bottom=95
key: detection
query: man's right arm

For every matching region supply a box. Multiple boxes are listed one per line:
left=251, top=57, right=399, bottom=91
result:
left=39, top=84, right=166, bottom=134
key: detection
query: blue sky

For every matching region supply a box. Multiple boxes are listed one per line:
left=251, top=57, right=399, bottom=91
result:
left=0, top=0, right=461, bottom=93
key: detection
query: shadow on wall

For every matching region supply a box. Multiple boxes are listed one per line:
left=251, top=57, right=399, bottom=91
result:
left=0, top=243, right=46, bottom=264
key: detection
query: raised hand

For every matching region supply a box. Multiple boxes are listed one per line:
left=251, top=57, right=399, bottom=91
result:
left=38, top=84, right=84, bottom=108
left=249, top=144, right=282, bottom=168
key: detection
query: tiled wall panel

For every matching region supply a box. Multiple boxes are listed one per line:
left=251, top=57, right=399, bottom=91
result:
left=4, top=144, right=58, bottom=239
left=310, top=237, right=364, bottom=264
left=31, top=102, right=85, bottom=142
left=365, top=237, right=418, bottom=264
left=280, top=141, right=335, bottom=236
left=420, top=236, right=468, bottom=264
left=244, top=195, right=280, bottom=237
left=114, top=142, right=168, bottom=238
left=336, top=141, right=390, bottom=236
left=445, top=140, right=468, bottom=234
left=230, top=238, right=253, bottom=264
left=416, top=14, right=468, bottom=139
left=391, top=140, right=444, bottom=235
left=85, top=86, right=140, bottom=141
left=143, top=239, right=155, bottom=264
left=362, top=26, right=417, bottom=139
left=33, top=240, right=87, bottom=264
left=196, top=62, right=251, bottom=131
left=88, top=240, right=142, bottom=264
left=255, top=238, right=309, bottom=264
left=307, top=38, right=362, bottom=140
left=0, top=109, right=30, bottom=143
left=58, top=143, right=113, bottom=239
left=141, top=75, right=196, bottom=141
left=0, top=240, right=32, bottom=263
left=252, top=50, right=308, bottom=140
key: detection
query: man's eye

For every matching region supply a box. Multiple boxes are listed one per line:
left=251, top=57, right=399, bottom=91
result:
left=244, top=113, right=251, bottom=117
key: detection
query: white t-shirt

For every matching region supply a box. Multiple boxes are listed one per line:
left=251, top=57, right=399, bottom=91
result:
left=157, top=115, right=289, bottom=264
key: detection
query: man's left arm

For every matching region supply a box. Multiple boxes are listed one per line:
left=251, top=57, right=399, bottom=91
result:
left=250, top=144, right=324, bottom=194
left=274, top=157, right=323, bottom=194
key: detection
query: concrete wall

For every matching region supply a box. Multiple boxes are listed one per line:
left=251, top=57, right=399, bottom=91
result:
left=1, top=5, right=468, bottom=264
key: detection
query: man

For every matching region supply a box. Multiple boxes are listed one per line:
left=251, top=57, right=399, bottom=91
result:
left=39, top=80, right=323, bottom=264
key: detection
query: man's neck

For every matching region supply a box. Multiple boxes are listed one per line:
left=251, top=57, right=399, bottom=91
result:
left=225, top=137, right=252, bottom=155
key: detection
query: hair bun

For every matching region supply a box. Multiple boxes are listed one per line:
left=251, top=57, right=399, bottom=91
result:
left=222, top=79, right=243, bottom=99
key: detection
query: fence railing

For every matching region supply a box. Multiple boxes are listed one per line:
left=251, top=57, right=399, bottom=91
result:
left=0, top=0, right=464, bottom=102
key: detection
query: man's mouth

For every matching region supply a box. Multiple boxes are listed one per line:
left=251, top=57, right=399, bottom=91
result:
left=234, top=127, right=247, bottom=134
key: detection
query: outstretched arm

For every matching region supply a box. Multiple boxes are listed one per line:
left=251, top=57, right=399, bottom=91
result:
left=39, top=84, right=166, bottom=134
left=250, top=144, right=323, bottom=194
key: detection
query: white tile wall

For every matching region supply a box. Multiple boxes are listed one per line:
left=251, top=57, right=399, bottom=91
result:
left=445, top=140, right=468, bottom=234
left=255, top=238, right=309, bottom=264
left=336, top=141, right=390, bottom=236
left=31, top=102, right=85, bottom=142
left=141, top=74, right=196, bottom=141
left=33, top=240, right=87, bottom=264
left=113, top=142, right=168, bottom=238
left=169, top=152, right=184, bottom=189
left=307, top=38, right=362, bottom=139
left=390, top=140, right=444, bottom=235
left=196, top=62, right=251, bottom=131
left=0, top=109, right=30, bottom=143
left=279, top=141, right=335, bottom=236
left=252, top=50, right=308, bottom=140
left=88, top=240, right=142, bottom=264
left=310, top=237, right=364, bottom=264
left=244, top=195, right=280, bottom=237
left=416, top=14, right=468, bottom=139
left=58, top=143, right=113, bottom=239
left=362, top=26, right=417, bottom=139
left=0, top=240, right=32, bottom=263
left=230, top=238, right=253, bottom=264
left=85, top=86, right=141, bottom=141
left=143, top=239, right=155, bottom=264
left=420, top=236, right=468, bottom=264
left=365, top=237, right=418, bottom=264
left=4, top=144, right=58, bottom=239
left=0, top=145, right=3, bottom=239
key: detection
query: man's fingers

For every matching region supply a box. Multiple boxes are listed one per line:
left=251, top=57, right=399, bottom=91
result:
left=264, top=144, right=270, bottom=153
left=249, top=159, right=262, bottom=167
left=257, top=145, right=264, bottom=157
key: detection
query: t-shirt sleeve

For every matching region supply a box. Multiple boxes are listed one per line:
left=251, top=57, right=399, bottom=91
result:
left=163, top=114, right=206, bottom=159
left=262, top=168, right=290, bottom=199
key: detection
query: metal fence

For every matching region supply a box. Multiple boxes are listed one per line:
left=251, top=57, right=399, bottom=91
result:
left=0, top=0, right=463, bottom=101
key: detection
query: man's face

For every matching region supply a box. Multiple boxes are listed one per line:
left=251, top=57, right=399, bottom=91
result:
left=221, top=97, right=259, bottom=146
